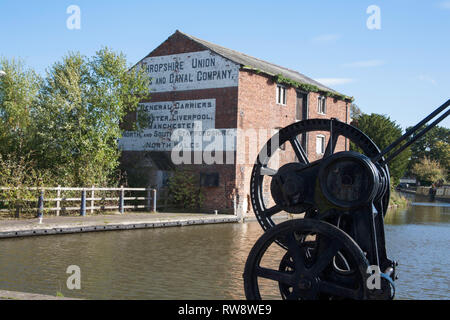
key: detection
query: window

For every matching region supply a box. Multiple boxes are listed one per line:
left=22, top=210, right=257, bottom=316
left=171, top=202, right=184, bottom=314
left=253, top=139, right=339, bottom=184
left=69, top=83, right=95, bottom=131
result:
left=316, top=135, right=325, bottom=154
left=276, top=85, right=287, bottom=105
left=296, top=92, right=308, bottom=121
left=200, top=173, right=220, bottom=187
left=318, top=96, right=326, bottom=114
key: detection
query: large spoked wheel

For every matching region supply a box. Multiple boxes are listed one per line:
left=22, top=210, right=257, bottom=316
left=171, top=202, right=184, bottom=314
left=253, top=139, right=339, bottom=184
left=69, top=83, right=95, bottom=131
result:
left=250, top=119, right=390, bottom=234
left=243, top=219, right=370, bottom=300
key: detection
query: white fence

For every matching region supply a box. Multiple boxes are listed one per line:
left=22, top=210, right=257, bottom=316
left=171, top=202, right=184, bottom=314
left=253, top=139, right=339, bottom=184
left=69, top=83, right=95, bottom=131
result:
left=0, top=186, right=157, bottom=217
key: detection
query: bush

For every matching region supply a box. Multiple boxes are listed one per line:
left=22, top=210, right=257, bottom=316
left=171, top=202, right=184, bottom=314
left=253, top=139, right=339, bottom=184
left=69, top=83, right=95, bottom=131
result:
left=167, top=169, right=204, bottom=210
left=0, top=154, right=53, bottom=215
left=411, top=157, right=446, bottom=186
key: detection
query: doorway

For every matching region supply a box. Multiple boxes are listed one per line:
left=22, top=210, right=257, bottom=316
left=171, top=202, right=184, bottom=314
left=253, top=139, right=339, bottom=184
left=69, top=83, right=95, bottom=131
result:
left=296, top=91, right=308, bottom=151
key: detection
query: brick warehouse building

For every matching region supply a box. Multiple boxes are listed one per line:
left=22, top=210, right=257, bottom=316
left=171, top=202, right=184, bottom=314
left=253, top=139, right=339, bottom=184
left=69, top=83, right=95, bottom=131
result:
left=119, top=30, right=353, bottom=218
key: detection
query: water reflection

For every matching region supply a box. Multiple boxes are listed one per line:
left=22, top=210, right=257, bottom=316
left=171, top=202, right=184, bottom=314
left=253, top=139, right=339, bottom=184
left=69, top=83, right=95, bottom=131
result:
left=385, top=203, right=450, bottom=225
left=0, top=222, right=267, bottom=300
left=384, top=194, right=450, bottom=300
left=0, top=194, right=448, bottom=300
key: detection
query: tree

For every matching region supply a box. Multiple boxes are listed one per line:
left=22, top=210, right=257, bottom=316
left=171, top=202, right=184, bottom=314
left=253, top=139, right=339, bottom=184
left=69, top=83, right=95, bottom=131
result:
left=407, top=125, right=449, bottom=179
left=33, top=48, right=150, bottom=186
left=350, top=103, right=362, bottom=122
left=351, top=113, right=411, bottom=185
left=0, top=58, right=41, bottom=159
left=411, top=157, right=446, bottom=186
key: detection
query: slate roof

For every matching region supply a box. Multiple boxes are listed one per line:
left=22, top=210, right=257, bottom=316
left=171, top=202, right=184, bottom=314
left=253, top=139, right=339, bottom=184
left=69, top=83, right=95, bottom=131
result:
left=140, top=30, right=351, bottom=100
left=177, top=31, right=341, bottom=95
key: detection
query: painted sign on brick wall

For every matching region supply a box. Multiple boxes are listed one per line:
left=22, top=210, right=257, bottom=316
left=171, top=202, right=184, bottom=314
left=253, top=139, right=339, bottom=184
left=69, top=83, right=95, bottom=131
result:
left=119, top=99, right=236, bottom=152
left=139, top=50, right=240, bottom=92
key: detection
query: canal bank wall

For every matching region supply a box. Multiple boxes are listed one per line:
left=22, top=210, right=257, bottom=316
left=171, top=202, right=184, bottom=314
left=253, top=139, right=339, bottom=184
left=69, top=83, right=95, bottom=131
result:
left=416, top=186, right=450, bottom=202
left=0, top=212, right=240, bottom=239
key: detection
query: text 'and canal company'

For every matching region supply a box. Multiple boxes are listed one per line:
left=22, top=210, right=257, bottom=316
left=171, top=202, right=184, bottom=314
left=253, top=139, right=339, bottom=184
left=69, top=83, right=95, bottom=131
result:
left=140, top=50, right=240, bottom=92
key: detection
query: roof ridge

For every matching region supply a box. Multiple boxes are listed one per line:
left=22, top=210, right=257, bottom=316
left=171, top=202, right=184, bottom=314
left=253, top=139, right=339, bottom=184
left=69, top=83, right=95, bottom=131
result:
left=180, top=31, right=306, bottom=76
left=177, top=31, right=342, bottom=96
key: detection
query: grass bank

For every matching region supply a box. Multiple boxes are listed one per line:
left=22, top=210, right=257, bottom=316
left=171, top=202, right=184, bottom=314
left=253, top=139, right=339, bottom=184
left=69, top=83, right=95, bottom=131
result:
left=389, top=190, right=409, bottom=208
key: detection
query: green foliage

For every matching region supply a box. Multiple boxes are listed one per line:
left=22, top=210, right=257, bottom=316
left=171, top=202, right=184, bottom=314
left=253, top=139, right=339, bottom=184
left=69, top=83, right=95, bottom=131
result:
left=351, top=113, right=411, bottom=185
left=388, top=177, right=409, bottom=207
left=407, top=125, right=449, bottom=180
left=167, top=169, right=204, bottom=210
left=0, top=154, right=50, bottom=213
left=32, top=48, right=150, bottom=186
left=241, top=67, right=354, bottom=102
left=0, top=57, right=42, bottom=158
left=411, top=157, right=446, bottom=186
left=1, top=49, right=150, bottom=188
left=273, top=74, right=354, bottom=102
left=389, top=190, right=408, bottom=208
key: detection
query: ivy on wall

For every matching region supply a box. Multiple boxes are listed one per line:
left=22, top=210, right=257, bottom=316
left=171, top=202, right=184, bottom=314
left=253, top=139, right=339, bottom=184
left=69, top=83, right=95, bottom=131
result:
left=241, top=65, right=354, bottom=102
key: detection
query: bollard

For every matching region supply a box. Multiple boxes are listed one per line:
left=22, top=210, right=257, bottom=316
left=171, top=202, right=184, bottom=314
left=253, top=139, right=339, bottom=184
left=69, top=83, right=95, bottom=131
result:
left=80, top=189, right=86, bottom=217
left=119, top=186, right=124, bottom=214
left=37, top=191, right=44, bottom=223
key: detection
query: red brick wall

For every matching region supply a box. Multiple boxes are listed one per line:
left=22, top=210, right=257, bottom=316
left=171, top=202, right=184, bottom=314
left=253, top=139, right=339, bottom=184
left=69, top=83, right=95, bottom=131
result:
left=236, top=71, right=297, bottom=216
left=121, top=32, right=239, bottom=213
left=146, top=31, right=207, bottom=58
left=236, top=70, right=350, bottom=217
left=121, top=32, right=351, bottom=217
left=306, top=92, right=349, bottom=162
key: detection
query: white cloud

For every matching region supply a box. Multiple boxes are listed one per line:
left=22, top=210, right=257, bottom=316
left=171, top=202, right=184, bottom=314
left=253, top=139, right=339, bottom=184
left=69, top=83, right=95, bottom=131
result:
left=416, top=75, right=437, bottom=85
left=342, top=60, right=385, bottom=68
left=311, top=34, right=341, bottom=44
left=314, top=78, right=355, bottom=86
left=438, top=1, right=450, bottom=9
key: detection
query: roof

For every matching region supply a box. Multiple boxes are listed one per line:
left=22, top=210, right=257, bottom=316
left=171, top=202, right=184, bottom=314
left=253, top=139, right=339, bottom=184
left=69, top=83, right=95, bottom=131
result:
left=140, top=30, right=353, bottom=101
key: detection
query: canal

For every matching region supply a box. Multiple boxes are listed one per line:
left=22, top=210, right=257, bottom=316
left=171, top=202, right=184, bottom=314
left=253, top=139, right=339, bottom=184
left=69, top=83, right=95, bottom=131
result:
left=0, top=195, right=448, bottom=300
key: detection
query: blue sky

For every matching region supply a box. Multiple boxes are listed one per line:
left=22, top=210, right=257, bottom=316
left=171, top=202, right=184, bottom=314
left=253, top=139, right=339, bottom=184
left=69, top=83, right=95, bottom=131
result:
left=1, top=0, right=449, bottom=129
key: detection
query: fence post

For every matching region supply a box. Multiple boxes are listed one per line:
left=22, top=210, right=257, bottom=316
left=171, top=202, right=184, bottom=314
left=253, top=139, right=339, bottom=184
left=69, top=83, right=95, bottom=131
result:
left=152, top=189, right=157, bottom=213
left=15, top=205, right=21, bottom=219
left=56, top=185, right=61, bottom=217
left=80, top=189, right=86, bottom=217
left=147, top=187, right=152, bottom=212
left=90, top=186, right=95, bottom=214
left=119, top=186, right=124, bottom=214
left=37, top=190, right=44, bottom=221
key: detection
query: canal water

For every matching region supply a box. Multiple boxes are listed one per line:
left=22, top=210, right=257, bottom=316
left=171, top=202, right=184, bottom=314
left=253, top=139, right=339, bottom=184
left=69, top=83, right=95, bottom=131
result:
left=0, top=195, right=448, bottom=300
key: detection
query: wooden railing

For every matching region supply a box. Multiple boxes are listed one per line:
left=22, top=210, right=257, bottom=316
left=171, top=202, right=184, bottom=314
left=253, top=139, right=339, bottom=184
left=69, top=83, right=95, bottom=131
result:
left=0, top=186, right=157, bottom=217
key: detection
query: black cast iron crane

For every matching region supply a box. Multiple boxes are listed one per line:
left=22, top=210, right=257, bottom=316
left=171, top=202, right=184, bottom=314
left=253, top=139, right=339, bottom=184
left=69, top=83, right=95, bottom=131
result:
left=243, top=99, right=450, bottom=300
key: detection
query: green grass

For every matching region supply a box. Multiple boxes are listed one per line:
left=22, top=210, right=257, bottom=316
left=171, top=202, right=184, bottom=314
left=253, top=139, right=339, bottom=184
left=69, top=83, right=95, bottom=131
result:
left=389, top=190, right=409, bottom=208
